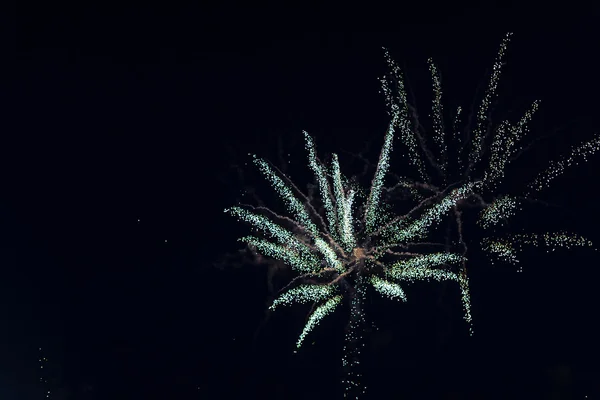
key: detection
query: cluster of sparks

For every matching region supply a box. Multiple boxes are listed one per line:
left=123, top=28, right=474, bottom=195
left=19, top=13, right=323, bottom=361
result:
left=225, top=32, right=597, bottom=399
left=483, top=232, right=595, bottom=270
left=38, top=347, right=51, bottom=398
left=526, top=136, right=600, bottom=195
left=341, top=279, right=368, bottom=397
left=378, top=31, right=598, bottom=272
left=478, top=196, right=519, bottom=229
left=226, top=121, right=475, bottom=398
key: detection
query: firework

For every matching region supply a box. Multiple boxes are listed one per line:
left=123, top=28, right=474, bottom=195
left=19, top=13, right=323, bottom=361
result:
left=378, top=32, right=597, bottom=280
left=224, top=32, right=597, bottom=399
left=226, top=123, right=474, bottom=398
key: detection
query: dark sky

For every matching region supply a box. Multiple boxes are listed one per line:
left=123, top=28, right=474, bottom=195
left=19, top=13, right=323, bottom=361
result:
left=13, top=2, right=600, bottom=399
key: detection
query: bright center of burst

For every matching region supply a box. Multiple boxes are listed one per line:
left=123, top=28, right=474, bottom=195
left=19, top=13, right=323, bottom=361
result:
left=352, top=247, right=366, bottom=260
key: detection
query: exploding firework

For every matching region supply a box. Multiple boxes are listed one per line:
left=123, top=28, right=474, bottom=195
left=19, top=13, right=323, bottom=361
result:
left=226, top=126, right=476, bottom=398
left=377, top=32, right=597, bottom=313
left=224, top=32, right=597, bottom=399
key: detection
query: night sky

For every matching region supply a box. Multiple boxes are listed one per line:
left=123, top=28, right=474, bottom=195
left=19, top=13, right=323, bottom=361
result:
left=13, top=3, right=600, bottom=399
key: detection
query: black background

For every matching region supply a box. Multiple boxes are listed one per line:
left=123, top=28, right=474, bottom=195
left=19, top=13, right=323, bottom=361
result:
left=12, top=2, right=600, bottom=399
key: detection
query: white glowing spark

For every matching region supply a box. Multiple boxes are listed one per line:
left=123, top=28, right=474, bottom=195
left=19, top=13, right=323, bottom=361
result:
left=296, top=295, right=343, bottom=348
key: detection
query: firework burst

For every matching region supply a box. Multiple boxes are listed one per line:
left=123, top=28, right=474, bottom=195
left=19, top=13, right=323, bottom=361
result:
left=226, top=123, right=475, bottom=398
left=377, top=32, right=597, bottom=304
left=224, top=33, right=597, bottom=399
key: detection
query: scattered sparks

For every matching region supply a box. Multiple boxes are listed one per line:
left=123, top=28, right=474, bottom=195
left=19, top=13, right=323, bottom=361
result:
left=483, top=232, right=594, bottom=266
left=478, top=196, right=519, bottom=229
left=342, top=279, right=369, bottom=399
left=470, top=32, right=513, bottom=167
left=527, top=135, right=600, bottom=194
left=387, top=253, right=465, bottom=275
left=381, top=49, right=428, bottom=181
left=270, top=284, right=336, bottom=310
left=370, top=275, right=407, bottom=302
left=483, top=100, right=539, bottom=191
left=364, top=118, right=396, bottom=234
left=305, top=131, right=338, bottom=240
left=428, top=57, right=447, bottom=173
left=252, top=157, right=342, bottom=271
left=381, top=182, right=478, bottom=244
left=226, top=206, right=317, bottom=261
left=297, top=295, right=343, bottom=348
left=239, top=236, right=319, bottom=273
left=333, top=154, right=356, bottom=250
